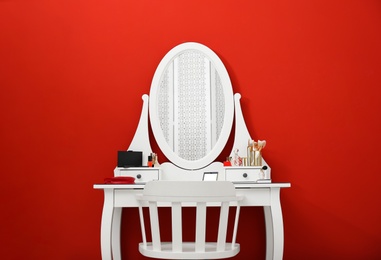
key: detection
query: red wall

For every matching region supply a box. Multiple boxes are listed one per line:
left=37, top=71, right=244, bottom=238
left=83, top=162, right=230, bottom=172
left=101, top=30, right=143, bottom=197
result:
left=1, top=0, right=381, bottom=259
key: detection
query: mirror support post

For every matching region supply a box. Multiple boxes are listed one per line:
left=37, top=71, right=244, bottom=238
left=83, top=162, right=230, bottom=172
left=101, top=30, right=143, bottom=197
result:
left=127, top=94, right=153, bottom=167
left=230, top=93, right=252, bottom=158
left=230, top=93, right=271, bottom=173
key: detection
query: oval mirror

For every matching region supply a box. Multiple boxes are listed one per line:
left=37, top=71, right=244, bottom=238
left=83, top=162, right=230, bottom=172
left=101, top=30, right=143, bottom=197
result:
left=149, top=42, right=234, bottom=170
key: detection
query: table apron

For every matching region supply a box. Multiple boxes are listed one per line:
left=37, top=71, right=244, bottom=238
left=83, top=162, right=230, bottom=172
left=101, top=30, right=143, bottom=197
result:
left=113, top=188, right=275, bottom=207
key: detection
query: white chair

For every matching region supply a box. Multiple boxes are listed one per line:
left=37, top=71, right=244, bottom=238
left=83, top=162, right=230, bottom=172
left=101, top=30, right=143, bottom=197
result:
left=136, top=181, right=243, bottom=259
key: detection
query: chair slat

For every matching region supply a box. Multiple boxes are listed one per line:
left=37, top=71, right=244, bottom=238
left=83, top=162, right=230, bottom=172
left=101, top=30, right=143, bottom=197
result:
left=172, top=202, right=182, bottom=252
left=217, top=201, right=229, bottom=251
left=195, top=202, right=207, bottom=252
left=149, top=201, right=161, bottom=251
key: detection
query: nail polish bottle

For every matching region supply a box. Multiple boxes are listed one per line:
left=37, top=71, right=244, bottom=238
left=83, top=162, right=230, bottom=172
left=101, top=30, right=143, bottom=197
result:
left=147, top=155, right=153, bottom=167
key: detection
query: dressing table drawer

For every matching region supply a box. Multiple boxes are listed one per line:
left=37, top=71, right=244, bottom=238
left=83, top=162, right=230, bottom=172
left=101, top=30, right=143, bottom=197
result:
left=225, top=167, right=262, bottom=182
left=115, top=167, right=159, bottom=183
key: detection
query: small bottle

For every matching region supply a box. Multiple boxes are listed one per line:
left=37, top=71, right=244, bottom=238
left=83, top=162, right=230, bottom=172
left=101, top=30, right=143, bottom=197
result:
left=151, top=153, right=156, bottom=167
left=147, top=155, right=153, bottom=167
left=233, top=149, right=242, bottom=166
left=154, top=154, right=160, bottom=167
left=223, top=157, right=232, bottom=166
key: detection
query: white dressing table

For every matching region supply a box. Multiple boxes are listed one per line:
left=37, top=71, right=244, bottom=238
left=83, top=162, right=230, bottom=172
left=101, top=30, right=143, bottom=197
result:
left=94, top=182, right=290, bottom=260
left=94, top=43, right=290, bottom=259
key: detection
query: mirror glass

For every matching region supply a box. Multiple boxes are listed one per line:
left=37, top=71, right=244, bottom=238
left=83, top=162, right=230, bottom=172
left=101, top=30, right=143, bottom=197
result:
left=149, top=43, right=234, bottom=170
left=157, top=50, right=225, bottom=160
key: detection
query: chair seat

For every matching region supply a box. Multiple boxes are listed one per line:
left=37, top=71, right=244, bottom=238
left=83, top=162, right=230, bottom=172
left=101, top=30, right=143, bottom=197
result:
left=139, top=242, right=240, bottom=259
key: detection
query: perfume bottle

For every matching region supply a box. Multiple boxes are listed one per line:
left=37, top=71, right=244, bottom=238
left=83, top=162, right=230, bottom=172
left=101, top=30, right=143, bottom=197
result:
left=233, top=149, right=242, bottom=166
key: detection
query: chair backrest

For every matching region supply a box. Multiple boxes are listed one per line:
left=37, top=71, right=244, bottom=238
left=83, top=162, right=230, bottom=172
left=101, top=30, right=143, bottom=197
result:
left=136, top=181, right=242, bottom=259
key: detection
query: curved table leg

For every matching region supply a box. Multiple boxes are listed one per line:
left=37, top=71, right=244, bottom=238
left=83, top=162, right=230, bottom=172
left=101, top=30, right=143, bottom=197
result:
left=264, top=188, right=284, bottom=260
left=101, top=189, right=114, bottom=260
left=112, top=207, right=122, bottom=260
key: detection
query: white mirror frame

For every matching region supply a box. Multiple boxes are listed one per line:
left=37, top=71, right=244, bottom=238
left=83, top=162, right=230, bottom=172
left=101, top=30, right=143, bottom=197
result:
left=149, top=42, right=234, bottom=170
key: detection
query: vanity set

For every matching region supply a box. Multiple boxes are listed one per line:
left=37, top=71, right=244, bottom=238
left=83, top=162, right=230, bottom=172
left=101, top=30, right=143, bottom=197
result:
left=94, top=42, right=290, bottom=260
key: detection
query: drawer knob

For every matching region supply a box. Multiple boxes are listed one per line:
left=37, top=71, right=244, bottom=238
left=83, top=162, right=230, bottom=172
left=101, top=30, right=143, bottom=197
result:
left=243, top=173, right=248, bottom=178
left=136, top=174, right=142, bottom=179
